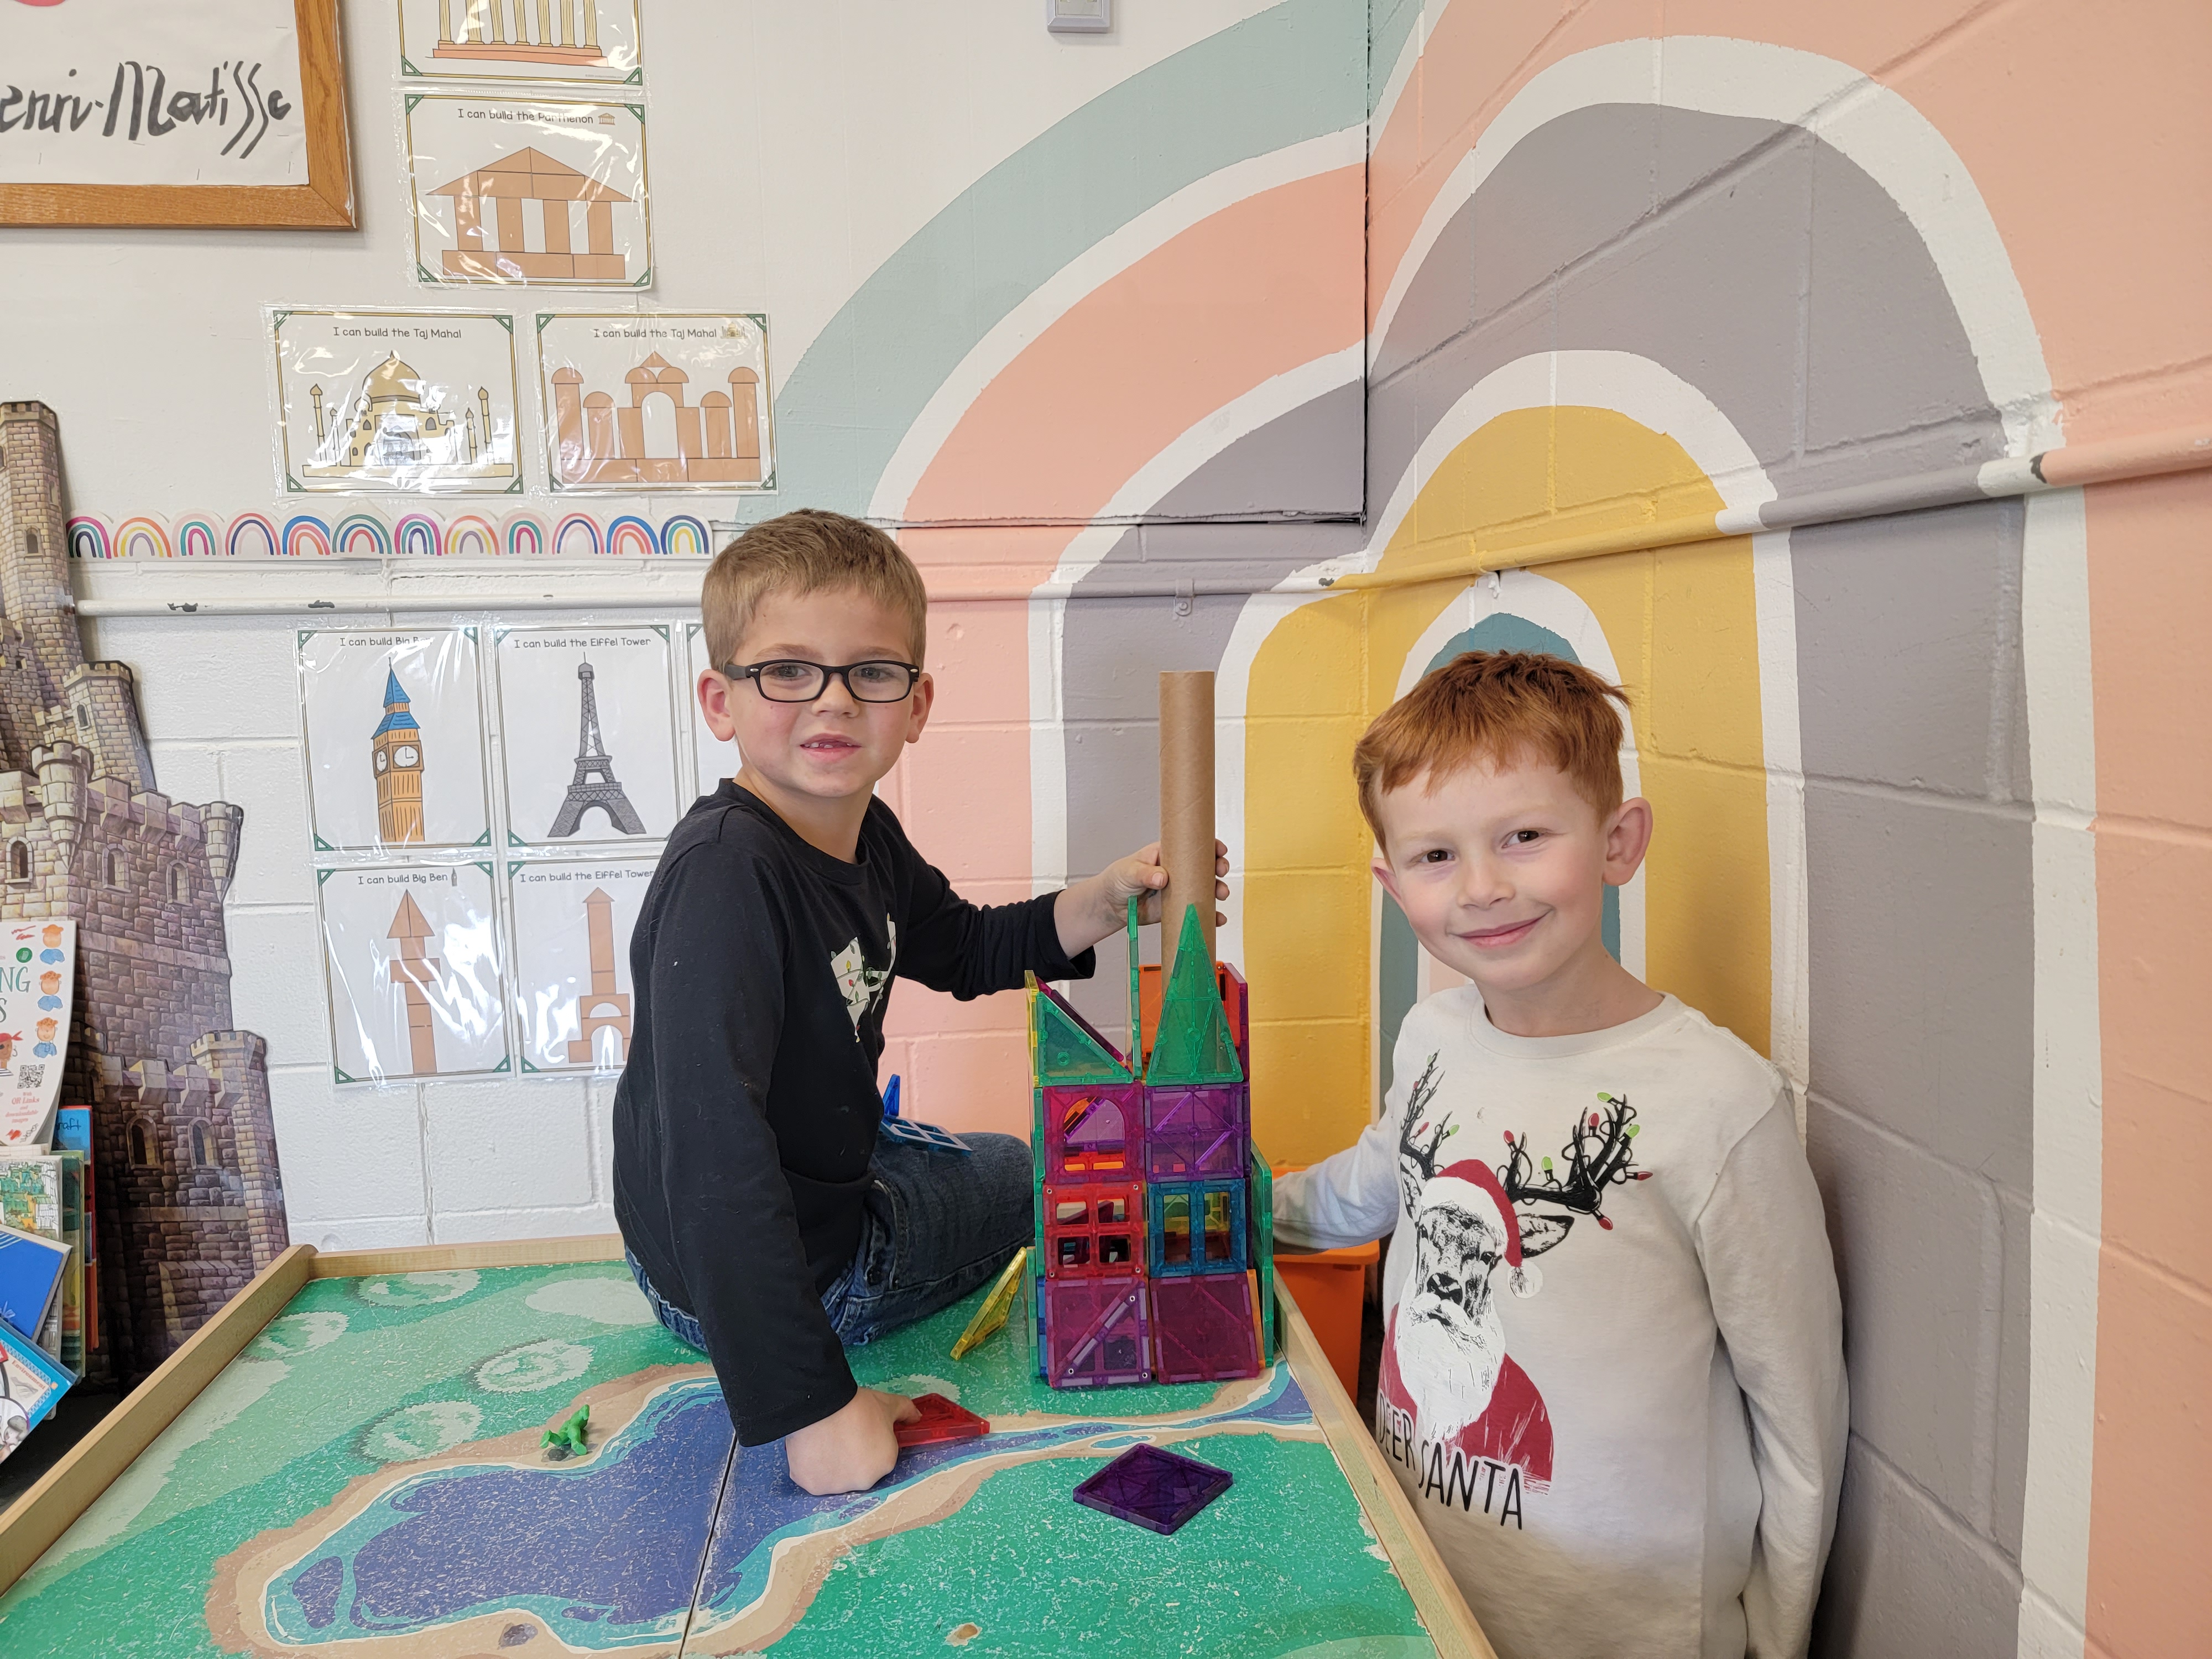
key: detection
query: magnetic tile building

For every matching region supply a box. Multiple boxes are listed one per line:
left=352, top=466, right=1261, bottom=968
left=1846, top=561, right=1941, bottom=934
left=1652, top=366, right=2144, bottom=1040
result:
left=1029, top=905, right=1271, bottom=1389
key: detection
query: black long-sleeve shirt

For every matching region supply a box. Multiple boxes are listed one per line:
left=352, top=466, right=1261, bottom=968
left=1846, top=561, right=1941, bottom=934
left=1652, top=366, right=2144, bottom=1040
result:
left=612, top=782, right=1092, bottom=1446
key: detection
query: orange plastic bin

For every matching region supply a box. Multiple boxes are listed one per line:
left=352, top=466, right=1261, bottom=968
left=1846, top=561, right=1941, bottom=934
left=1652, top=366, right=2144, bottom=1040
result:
left=1275, top=1238, right=1379, bottom=1401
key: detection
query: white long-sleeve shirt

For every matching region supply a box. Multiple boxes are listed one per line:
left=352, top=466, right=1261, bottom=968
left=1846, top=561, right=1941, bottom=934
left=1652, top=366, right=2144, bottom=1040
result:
left=1279, top=991, right=1846, bottom=1659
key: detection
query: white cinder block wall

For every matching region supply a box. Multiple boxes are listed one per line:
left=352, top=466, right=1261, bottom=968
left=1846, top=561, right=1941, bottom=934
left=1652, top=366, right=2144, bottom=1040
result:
left=84, top=607, right=614, bottom=1249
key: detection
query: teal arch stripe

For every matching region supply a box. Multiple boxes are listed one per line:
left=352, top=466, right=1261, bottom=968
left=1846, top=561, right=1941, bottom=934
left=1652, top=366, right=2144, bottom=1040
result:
left=734, top=0, right=1365, bottom=523
left=1377, top=618, right=1622, bottom=1094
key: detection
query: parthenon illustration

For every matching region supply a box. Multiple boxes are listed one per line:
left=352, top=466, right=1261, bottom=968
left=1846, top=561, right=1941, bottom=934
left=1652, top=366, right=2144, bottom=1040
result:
left=429, top=149, right=633, bottom=283
left=432, top=1, right=612, bottom=68
left=550, top=352, right=764, bottom=486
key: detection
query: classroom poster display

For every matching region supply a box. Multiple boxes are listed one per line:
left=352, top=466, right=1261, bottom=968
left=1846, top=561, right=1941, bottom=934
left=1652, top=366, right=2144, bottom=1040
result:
left=507, top=858, right=653, bottom=1072
left=0, top=920, right=75, bottom=1151
left=403, top=94, right=651, bottom=289
left=270, top=308, right=523, bottom=495
left=536, top=312, right=773, bottom=492
left=685, top=620, right=739, bottom=794
left=299, top=629, right=492, bottom=854
left=0, top=0, right=308, bottom=189
left=319, top=864, right=509, bottom=1084
left=397, top=0, right=645, bottom=86
left=493, top=626, right=679, bottom=847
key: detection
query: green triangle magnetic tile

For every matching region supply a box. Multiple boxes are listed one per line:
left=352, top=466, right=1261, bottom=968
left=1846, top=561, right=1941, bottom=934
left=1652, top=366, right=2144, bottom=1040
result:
left=1125, top=895, right=1144, bottom=1068
left=1145, top=908, right=1243, bottom=1085
left=1027, top=975, right=1131, bottom=1084
left=1250, top=1149, right=1275, bottom=1361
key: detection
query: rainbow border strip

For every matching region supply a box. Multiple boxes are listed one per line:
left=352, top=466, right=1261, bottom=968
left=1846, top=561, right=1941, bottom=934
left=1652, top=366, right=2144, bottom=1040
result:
left=64, top=509, right=731, bottom=559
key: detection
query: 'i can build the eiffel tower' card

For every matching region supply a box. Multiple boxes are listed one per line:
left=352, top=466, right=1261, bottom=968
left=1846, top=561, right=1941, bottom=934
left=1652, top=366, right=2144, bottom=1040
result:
left=493, top=627, right=680, bottom=849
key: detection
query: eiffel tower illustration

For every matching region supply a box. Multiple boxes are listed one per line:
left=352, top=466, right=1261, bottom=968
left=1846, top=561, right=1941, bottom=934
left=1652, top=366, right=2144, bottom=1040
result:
left=549, top=660, right=646, bottom=837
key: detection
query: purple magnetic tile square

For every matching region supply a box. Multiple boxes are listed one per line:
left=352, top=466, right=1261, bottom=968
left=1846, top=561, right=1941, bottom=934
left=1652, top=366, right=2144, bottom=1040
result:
left=1149, top=1273, right=1260, bottom=1384
left=1044, top=1275, right=1149, bottom=1388
left=1072, top=1442, right=1233, bottom=1535
left=1143, top=1084, right=1248, bottom=1178
left=1045, top=1083, right=1146, bottom=1183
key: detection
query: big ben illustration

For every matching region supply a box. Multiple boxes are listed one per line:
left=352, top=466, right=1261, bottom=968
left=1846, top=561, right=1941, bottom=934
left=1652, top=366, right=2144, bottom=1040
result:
left=372, top=668, right=426, bottom=843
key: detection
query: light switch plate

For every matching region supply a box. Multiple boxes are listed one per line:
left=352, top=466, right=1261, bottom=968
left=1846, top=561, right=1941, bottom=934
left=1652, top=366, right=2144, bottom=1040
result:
left=1047, top=0, right=1112, bottom=34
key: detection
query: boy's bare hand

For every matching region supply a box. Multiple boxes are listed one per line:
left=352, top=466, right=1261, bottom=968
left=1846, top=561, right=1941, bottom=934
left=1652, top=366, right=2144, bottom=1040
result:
left=785, top=1387, right=918, bottom=1495
left=1055, top=839, right=1232, bottom=957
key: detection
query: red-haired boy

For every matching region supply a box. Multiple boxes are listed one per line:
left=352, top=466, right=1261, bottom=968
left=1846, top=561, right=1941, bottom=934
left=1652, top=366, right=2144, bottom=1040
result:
left=1277, top=650, right=1845, bottom=1659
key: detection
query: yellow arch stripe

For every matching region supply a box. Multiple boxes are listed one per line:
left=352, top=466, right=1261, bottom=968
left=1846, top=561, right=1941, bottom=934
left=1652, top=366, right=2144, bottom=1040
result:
left=1244, top=407, right=1770, bottom=1162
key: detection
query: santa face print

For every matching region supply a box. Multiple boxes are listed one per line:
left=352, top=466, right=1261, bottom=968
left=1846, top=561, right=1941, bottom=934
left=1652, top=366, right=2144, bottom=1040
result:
left=1412, top=1194, right=1509, bottom=1336
left=1401, top=1188, right=1514, bottom=1441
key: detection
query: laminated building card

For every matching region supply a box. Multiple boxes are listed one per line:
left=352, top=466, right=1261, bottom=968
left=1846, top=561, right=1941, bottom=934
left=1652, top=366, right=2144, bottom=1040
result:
left=494, top=626, right=679, bottom=848
left=397, top=0, right=645, bottom=86
left=0, top=919, right=74, bottom=1149
left=270, top=308, right=523, bottom=495
left=536, top=312, right=771, bottom=491
left=507, top=858, right=653, bottom=1073
left=403, top=94, right=651, bottom=289
left=319, top=865, right=510, bottom=1084
left=299, top=629, right=491, bottom=854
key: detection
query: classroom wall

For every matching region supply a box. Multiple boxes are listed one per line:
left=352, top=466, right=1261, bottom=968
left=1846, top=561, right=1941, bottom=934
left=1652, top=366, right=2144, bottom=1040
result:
left=8, top=3, right=2206, bottom=1656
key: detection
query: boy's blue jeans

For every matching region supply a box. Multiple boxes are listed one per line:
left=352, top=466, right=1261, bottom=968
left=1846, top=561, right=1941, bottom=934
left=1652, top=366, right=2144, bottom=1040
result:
left=626, top=1129, right=1034, bottom=1357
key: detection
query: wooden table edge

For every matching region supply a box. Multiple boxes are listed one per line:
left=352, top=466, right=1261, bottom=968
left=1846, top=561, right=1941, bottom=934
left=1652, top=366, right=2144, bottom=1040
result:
left=1276, top=1277, right=1496, bottom=1659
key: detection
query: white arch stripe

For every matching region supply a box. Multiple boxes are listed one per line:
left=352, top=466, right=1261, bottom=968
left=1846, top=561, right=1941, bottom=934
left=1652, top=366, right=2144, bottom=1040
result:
left=1356, top=348, right=1780, bottom=580
left=1369, top=37, right=2059, bottom=455
left=872, top=126, right=1364, bottom=524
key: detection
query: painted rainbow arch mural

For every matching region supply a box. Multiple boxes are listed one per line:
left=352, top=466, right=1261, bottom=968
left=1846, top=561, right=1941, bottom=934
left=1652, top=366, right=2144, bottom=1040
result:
left=750, top=11, right=2144, bottom=1657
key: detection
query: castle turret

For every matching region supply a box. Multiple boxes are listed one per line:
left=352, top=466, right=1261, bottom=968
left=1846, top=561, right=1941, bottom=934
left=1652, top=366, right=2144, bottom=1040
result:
left=64, top=660, right=154, bottom=791
left=194, top=1031, right=288, bottom=1273
left=201, top=800, right=244, bottom=896
left=32, top=740, right=86, bottom=859
left=0, top=404, right=86, bottom=718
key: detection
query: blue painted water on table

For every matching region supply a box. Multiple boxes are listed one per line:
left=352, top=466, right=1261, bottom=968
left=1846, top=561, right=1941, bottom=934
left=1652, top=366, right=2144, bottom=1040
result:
left=263, top=1368, right=1309, bottom=1650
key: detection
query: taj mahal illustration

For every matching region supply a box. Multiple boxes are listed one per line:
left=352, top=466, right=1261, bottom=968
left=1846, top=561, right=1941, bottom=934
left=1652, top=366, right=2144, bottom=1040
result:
left=304, top=354, right=515, bottom=486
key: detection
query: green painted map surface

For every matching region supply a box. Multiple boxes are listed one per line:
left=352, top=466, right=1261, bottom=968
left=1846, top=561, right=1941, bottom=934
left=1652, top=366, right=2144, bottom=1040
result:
left=0, top=1261, right=1436, bottom=1657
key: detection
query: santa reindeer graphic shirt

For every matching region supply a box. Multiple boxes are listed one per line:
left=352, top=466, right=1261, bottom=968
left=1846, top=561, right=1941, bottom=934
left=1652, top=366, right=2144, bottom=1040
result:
left=1277, top=992, right=1845, bottom=1659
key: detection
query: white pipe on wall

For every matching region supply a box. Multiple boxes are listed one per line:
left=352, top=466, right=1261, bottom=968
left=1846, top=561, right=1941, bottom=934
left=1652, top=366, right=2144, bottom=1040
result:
left=70, top=424, right=2211, bottom=618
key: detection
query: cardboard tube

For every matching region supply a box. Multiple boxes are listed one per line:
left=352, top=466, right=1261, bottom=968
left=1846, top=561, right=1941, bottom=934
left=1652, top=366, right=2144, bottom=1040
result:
left=1159, top=670, right=1217, bottom=979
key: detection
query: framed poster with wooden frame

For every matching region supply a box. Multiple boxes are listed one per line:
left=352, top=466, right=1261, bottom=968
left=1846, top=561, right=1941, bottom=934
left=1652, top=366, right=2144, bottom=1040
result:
left=0, top=0, right=353, bottom=229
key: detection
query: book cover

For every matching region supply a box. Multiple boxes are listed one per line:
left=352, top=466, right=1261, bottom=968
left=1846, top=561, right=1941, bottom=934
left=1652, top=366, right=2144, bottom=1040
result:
left=0, top=1312, right=73, bottom=1462
left=0, top=1154, right=60, bottom=1240
left=0, top=1225, right=67, bottom=1347
left=57, top=1110, right=99, bottom=1362
left=0, top=1154, right=70, bottom=1366
left=0, top=919, right=74, bottom=1149
left=53, top=1150, right=82, bottom=1375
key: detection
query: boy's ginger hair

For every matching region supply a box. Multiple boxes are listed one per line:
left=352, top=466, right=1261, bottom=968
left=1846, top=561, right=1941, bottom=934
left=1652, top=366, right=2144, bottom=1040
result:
left=1353, top=650, right=1632, bottom=842
left=702, top=509, right=929, bottom=670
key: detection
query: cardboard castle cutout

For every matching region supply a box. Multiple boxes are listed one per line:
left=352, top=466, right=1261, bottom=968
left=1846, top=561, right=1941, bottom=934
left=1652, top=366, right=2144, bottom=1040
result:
left=0, top=403, right=288, bottom=1380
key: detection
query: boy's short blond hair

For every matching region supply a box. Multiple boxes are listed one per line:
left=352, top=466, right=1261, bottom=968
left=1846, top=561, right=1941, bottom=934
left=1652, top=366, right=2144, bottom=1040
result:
left=1353, top=650, right=1631, bottom=843
left=701, top=509, right=928, bottom=670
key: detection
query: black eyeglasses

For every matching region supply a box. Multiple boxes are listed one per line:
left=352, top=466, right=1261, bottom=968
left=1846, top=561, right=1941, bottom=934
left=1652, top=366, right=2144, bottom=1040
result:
left=724, top=659, right=922, bottom=703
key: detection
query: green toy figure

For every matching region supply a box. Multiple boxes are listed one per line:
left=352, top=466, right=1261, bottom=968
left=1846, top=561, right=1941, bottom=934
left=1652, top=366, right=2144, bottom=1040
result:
left=541, top=1405, right=589, bottom=1461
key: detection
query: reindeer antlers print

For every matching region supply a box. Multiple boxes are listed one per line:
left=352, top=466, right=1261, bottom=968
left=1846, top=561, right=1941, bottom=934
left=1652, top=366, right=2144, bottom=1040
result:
left=1395, top=1054, right=1451, bottom=1214
left=1498, top=1092, right=1650, bottom=1255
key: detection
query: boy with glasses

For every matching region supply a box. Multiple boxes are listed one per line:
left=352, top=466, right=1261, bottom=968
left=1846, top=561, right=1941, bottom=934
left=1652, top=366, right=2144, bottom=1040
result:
left=614, top=509, right=1222, bottom=1496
